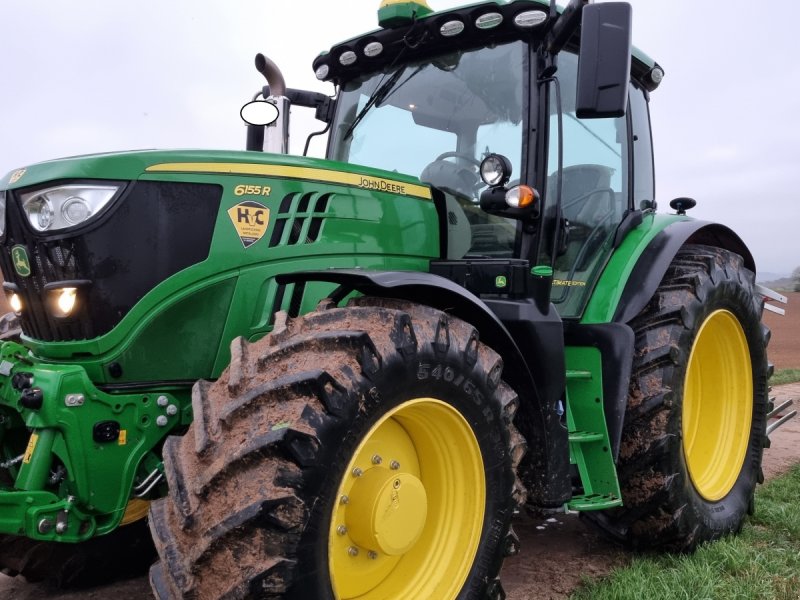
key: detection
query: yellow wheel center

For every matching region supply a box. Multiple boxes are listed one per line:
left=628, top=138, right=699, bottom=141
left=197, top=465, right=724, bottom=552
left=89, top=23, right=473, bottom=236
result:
left=328, top=398, right=485, bottom=600
left=682, top=309, right=753, bottom=501
left=347, top=469, right=428, bottom=556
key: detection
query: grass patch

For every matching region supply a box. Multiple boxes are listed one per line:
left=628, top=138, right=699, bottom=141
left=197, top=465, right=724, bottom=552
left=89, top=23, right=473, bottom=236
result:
left=771, top=369, right=800, bottom=386
left=571, top=465, right=800, bottom=600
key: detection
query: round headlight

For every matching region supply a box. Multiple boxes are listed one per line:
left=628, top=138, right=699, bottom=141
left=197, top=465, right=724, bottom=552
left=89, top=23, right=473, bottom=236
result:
left=25, top=195, right=55, bottom=231
left=62, top=196, right=91, bottom=225
left=480, top=154, right=512, bottom=187
left=315, top=64, right=330, bottom=80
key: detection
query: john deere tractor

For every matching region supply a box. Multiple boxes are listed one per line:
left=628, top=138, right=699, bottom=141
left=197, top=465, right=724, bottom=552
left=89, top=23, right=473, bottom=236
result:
left=0, top=0, right=789, bottom=598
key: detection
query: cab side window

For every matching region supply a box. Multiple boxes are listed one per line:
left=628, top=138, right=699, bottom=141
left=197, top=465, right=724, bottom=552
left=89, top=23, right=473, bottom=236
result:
left=545, top=51, right=630, bottom=316
left=629, top=85, right=655, bottom=209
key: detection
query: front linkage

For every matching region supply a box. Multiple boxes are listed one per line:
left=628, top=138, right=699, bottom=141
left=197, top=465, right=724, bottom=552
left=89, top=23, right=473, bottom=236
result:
left=0, top=339, right=188, bottom=543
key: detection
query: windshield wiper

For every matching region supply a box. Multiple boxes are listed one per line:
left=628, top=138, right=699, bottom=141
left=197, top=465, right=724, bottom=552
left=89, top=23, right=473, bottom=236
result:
left=342, top=66, right=409, bottom=141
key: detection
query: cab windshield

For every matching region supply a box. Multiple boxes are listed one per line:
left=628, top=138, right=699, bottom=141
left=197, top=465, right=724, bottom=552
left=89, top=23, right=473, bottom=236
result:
left=328, top=41, right=526, bottom=258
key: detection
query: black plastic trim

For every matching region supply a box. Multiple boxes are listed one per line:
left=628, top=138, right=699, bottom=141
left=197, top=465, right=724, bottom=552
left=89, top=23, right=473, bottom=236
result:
left=613, top=220, right=756, bottom=324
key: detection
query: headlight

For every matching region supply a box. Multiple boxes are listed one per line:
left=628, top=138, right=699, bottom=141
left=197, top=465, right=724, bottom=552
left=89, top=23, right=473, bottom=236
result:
left=19, top=184, right=120, bottom=232
left=480, top=154, right=512, bottom=187
left=0, top=190, right=6, bottom=237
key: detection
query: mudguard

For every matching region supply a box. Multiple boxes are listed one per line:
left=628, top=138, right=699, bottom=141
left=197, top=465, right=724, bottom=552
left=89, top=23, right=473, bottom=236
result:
left=613, top=220, right=755, bottom=324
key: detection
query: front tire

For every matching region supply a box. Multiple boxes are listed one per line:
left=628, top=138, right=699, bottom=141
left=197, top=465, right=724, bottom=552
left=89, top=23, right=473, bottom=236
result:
left=587, top=244, right=769, bottom=550
left=149, top=298, right=524, bottom=599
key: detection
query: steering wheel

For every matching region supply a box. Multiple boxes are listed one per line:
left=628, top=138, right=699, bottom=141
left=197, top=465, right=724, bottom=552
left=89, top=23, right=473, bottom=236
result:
left=420, top=152, right=484, bottom=201
left=433, top=151, right=482, bottom=168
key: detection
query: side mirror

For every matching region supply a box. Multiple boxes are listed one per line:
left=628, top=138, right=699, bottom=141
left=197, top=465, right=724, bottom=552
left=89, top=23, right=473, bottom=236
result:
left=576, top=2, right=632, bottom=119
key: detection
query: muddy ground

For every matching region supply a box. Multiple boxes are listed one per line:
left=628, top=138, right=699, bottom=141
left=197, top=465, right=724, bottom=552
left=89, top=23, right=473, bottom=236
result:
left=3, top=382, right=799, bottom=600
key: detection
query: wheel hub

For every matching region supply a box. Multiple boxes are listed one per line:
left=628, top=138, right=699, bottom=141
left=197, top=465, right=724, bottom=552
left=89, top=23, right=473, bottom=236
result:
left=347, top=469, right=428, bottom=555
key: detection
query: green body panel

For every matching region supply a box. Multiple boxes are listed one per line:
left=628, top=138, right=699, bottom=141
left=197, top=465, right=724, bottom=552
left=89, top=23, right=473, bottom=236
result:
left=581, top=213, right=688, bottom=324
left=12, top=150, right=437, bottom=374
left=564, top=348, right=622, bottom=511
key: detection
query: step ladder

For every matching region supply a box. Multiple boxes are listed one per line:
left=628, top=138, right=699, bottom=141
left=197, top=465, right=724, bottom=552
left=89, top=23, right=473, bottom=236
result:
left=565, top=347, right=622, bottom=511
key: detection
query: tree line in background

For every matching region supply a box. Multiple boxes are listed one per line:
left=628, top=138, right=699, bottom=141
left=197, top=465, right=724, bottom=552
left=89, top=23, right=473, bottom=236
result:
left=794, top=267, right=800, bottom=292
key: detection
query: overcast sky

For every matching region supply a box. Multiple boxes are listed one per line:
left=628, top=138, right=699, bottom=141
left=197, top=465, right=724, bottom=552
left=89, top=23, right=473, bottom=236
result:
left=2, top=0, right=798, bottom=276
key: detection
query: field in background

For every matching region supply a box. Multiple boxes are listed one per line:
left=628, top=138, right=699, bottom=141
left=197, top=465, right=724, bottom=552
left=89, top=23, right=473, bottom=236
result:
left=763, top=292, right=800, bottom=370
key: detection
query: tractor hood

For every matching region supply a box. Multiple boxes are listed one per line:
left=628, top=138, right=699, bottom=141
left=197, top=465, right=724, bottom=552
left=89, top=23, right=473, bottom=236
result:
left=0, top=150, right=432, bottom=201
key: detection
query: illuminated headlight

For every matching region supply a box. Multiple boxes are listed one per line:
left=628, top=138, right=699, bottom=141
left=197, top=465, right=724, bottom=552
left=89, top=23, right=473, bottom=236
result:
left=44, top=281, right=89, bottom=319
left=480, top=154, right=512, bottom=187
left=3, top=283, right=22, bottom=314
left=0, top=190, right=6, bottom=237
left=20, top=184, right=120, bottom=232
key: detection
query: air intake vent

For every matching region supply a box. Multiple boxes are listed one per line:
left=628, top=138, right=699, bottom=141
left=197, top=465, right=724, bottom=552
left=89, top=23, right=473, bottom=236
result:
left=269, top=192, right=331, bottom=248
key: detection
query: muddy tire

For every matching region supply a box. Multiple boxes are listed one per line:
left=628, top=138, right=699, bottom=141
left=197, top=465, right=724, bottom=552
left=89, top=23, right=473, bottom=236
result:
left=586, top=244, right=769, bottom=551
left=0, top=520, right=155, bottom=587
left=149, top=298, right=525, bottom=599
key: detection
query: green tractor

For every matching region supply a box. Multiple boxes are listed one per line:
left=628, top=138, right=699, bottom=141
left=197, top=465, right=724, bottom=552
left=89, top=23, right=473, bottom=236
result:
left=0, top=0, right=790, bottom=597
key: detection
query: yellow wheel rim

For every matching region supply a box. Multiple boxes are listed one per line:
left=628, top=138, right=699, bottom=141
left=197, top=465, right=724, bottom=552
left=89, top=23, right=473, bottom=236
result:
left=682, top=309, right=753, bottom=501
left=329, top=398, right=485, bottom=599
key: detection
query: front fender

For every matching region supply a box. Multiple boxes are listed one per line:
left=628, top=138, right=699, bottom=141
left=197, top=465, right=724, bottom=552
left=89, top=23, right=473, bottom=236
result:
left=276, top=268, right=572, bottom=506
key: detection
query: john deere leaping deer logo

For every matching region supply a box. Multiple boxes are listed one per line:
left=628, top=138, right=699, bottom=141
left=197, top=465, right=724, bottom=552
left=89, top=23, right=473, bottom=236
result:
left=11, top=246, right=31, bottom=277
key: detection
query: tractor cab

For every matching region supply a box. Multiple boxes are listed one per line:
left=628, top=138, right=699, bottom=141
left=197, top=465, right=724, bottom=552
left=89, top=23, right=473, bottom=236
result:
left=298, top=0, right=663, bottom=319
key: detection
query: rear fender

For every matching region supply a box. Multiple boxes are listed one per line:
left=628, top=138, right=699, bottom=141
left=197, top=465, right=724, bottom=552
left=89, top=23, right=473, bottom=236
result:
left=612, top=221, right=755, bottom=324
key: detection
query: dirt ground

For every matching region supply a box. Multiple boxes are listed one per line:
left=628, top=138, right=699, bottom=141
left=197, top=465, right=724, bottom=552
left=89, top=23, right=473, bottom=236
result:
left=762, top=291, right=799, bottom=369
left=2, top=383, right=799, bottom=600
left=0, top=291, right=797, bottom=599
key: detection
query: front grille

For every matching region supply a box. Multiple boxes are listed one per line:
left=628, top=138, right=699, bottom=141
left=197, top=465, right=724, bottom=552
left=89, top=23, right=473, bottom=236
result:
left=0, top=181, right=222, bottom=342
left=269, top=192, right=331, bottom=248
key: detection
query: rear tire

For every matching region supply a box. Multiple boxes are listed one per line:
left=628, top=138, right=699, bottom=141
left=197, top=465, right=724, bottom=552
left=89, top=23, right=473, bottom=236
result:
left=587, top=244, right=768, bottom=550
left=149, top=298, right=525, bottom=599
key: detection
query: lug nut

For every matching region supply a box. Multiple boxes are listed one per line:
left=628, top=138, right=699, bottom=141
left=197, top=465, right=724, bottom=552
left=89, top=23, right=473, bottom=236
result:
left=390, top=460, right=400, bottom=470
left=352, top=467, right=363, bottom=478
left=348, top=546, right=359, bottom=557
left=368, top=551, right=378, bottom=560
left=393, top=479, right=401, bottom=489
left=340, top=495, right=350, bottom=505
left=337, top=525, right=347, bottom=536
left=166, top=404, right=178, bottom=416
left=156, top=415, right=169, bottom=427
left=371, top=454, right=382, bottom=465
left=157, top=395, right=169, bottom=407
